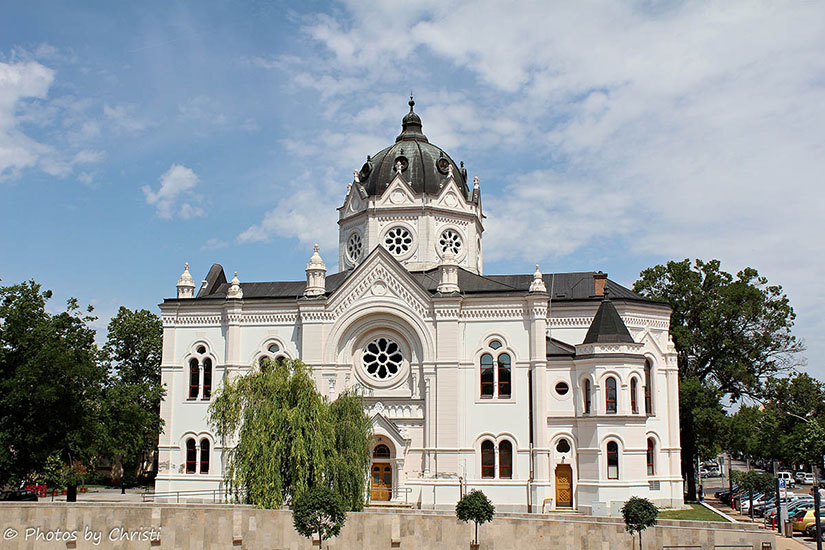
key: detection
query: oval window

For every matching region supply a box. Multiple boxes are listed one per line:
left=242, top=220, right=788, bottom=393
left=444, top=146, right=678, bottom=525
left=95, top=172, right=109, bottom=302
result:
left=555, top=381, right=569, bottom=396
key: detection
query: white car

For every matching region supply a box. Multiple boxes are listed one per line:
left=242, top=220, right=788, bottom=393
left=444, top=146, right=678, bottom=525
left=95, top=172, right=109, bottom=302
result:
left=777, top=471, right=796, bottom=488
left=803, top=473, right=816, bottom=485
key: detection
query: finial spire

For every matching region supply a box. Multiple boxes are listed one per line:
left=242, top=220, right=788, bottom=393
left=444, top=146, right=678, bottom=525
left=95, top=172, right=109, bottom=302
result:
left=409, top=91, right=414, bottom=110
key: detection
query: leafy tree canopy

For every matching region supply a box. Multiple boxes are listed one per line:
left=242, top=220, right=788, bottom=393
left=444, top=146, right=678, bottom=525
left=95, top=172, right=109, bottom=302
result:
left=99, top=307, right=164, bottom=483
left=456, top=489, right=495, bottom=545
left=208, top=359, right=372, bottom=510
left=622, top=496, right=658, bottom=550
left=0, top=280, right=106, bottom=486
left=292, top=486, right=347, bottom=549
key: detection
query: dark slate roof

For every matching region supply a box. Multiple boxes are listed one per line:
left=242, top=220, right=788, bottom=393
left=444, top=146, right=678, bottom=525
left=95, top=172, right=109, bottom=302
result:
left=546, top=337, right=576, bottom=358
left=357, top=98, right=470, bottom=198
left=173, top=262, right=659, bottom=306
left=582, top=293, right=635, bottom=344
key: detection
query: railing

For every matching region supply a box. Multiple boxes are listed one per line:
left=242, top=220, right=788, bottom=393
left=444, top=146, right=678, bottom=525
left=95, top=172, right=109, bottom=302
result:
left=370, top=486, right=412, bottom=505
left=142, top=489, right=226, bottom=504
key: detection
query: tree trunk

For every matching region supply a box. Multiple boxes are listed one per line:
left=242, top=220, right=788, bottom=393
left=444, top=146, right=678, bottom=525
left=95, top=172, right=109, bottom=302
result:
left=681, top=410, right=698, bottom=501
left=639, top=530, right=643, bottom=550
left=475, top=521, right=478, bottom=545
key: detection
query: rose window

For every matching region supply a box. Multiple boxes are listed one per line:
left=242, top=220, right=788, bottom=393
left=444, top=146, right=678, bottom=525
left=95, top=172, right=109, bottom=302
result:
left=384, top=226, right=413, bottom=256
left=347, top=233, right=363, bottom=263
left=439, top=229, right=462, bottom=256
left=362, top=337, right=403, bottom=380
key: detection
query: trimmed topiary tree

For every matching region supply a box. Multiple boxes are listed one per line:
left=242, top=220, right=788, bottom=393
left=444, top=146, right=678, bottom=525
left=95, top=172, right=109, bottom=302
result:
left=456, top=489, right=495, bottom=548
left=292, top=486, right=347, bottom=549
left=621, top=496, right=658, bottom=550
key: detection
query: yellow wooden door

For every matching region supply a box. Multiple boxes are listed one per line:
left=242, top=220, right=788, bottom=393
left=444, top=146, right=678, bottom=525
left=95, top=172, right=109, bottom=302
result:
left=371, top=463, right=392, bottom=501
left=555, top=464, right=573, bottom=507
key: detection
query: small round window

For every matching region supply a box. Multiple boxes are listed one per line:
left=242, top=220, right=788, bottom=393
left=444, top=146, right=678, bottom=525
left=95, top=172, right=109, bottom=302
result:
left=268, top=343, right=280, bottom=353
left=555, top=382, right=569, bottom=396
left=439, top=229, right=463, bottom=256
left=197, top=346, right=206, bottom=354
left=556, top=439, right=571, bottom=453
left=384, top=226, right=413, bottom=256
left=362, top=337, right=403, bottom=381
left=347, top=233, right=363, bottom=263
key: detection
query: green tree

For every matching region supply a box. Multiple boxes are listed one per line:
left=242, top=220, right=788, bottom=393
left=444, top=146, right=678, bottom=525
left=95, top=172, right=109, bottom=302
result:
left=727, top=405, right=764, bottom=465
left=634, top=259, right=802, bottom=499
left=208, top=358, right=372, bottom=509
left=0, top=281, right=106, bottom=493
left=292, top=486, right=347, bottom=549
left=621, top=496, right=658, bottom=550
left=100, top=307, right=164, bottom=484
left=456, top=489, right=495, bottom=547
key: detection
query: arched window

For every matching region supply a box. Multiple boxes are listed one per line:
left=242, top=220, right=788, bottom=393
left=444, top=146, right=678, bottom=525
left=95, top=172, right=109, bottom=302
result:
left=188, top=359, right=200, bottom=400
left=584, top=379, right=592, bottom=414
left=200, top=439, right=210, bottom=474
left=480, top=354, right=494, bottom=398
left=481, top=440, right=495, bottom=479
left=647, top=438, right=655, bottom=476
left=499, top=440, right=513, bottom=479
left=185, top=438, right=197, bottom=474
left=605, top=377, right=617, bottom=414
left=373, top=444, right=391, bottom=459
left=630, top=378, right=638, bottom=414
left=202, top=358, right=212, bottom=400
left=607, top=441, right=619, bottom=479
left=497, top=353, right=511, bottom=398
left=644, top=360, right=653, bottom=415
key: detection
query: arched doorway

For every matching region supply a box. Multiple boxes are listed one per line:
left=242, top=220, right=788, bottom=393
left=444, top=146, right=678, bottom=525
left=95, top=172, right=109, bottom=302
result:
left=371, top=444, right=392, bottom=501
left=555, top=464, right=573, bottom=508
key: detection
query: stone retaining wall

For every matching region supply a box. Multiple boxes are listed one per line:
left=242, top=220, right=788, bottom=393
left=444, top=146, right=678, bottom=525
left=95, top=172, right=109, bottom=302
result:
left=0, top=503, right=776, bottom=550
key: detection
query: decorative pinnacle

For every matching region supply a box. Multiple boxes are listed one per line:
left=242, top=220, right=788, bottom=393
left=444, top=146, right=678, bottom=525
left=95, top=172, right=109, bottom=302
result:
left=314, top=244, right=319, bottom=253
left=473, top=176, right=480, bottom=189
left=603, top=287, right=611, bottom=301
left=185, top=262, right=189, bottom=270
left=409, top=91, right=414, bottom=111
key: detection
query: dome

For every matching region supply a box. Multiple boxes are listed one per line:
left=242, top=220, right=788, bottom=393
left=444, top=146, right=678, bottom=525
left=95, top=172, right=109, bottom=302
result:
left=358, top=97, right=469, bottom=197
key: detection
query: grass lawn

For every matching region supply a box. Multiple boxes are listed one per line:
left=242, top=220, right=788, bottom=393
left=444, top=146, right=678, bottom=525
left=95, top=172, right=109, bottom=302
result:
left=658, top=504, right=729, bottom=522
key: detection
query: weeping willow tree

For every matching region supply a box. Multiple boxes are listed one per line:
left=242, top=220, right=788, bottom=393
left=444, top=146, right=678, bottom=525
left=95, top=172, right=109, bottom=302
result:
left=208, top=359, right=372, bottom=510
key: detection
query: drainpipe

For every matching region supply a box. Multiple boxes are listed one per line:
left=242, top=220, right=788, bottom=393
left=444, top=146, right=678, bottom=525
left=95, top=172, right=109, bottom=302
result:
left=528, top=370, right=535, bottom=513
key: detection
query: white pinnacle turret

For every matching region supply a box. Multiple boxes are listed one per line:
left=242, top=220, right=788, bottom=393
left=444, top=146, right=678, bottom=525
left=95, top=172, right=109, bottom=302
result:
left=177, top=262, right=196, bottom=298
left=305, top=244, right=327, bottom=297
left=436, top=250, right=461, bottom=294
left=529, top=264, right=547, bottom=293
left=227, top=271, right=243, bottom=299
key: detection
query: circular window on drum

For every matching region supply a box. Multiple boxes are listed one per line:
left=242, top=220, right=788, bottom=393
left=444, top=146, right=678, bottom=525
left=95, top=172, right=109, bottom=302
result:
left=362, top=337, right=403, bottom=381
left=438, top=228, right=463, bottom=256
left=384, top=226, right=413, bottom=256
left=347, top=233, right=363, bottom=264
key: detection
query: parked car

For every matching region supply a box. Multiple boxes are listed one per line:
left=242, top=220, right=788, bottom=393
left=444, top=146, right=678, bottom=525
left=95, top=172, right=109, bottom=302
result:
left=792, top=507, right=825, bottom=533
left=805, top=522, right=824, bottom=541
left=0, top=489, right=37, bottom=501
left=803, top=473, right=816, bottom=485
left=796, top=472, right=808, bottom=483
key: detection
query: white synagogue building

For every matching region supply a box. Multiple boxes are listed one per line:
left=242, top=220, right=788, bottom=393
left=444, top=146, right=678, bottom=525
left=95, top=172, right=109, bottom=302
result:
left=155, top=98, right=684, bottom=514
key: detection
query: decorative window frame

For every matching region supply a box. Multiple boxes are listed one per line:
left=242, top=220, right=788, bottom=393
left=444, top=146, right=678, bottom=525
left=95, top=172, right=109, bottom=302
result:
left=474, top=433, right=518, bottom=480
left=552, top=377, right=572, bottom=401
left=630, top=375, right=641, bottom=414
left=579, top=375, right=594, bottom=415
left=345, top=230, right=364, bottom=267
left=252, top=338, right=292, bottom=372
left=433, top=225, right=467, bottom=263
left=602, top=436, right=623, bottom=480
left=604, top=375, right=619, bottom=414
left=183, top=342, right=217, bottom=403
left=380, top=222, right=418, bottom=261
left=475, top=336, right=517, bottom=402
left=643, top=355, right=655, bottom=416
left=179, top=432, right=215, bottom=476
left=352, top=329, right=411, bottom=390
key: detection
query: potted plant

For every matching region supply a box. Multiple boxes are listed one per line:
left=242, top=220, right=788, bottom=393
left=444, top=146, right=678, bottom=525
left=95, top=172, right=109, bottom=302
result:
left=456, top=489, right=495, bottom=549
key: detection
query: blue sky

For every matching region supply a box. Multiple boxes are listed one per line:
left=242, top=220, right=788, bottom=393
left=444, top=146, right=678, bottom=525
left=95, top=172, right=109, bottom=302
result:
left=1, top=1, right=824, bottom=380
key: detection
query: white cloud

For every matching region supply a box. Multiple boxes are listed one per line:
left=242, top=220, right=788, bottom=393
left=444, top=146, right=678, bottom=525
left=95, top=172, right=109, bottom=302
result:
left=104, top=103, right=153, bottom=133
left=142, top=164, right=204, bottom=220
left=178, top=95, right=227, bottom=126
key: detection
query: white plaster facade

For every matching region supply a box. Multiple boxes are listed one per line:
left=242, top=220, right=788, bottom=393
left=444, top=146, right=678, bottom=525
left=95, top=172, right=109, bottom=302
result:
left=155, top=101, right=683, bottom=514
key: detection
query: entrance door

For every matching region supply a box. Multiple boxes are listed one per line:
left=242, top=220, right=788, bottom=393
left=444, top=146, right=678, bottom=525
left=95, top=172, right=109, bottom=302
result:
left=371, top=463, right=392, bottom=501
left=555, top=464, right=573, bottom=508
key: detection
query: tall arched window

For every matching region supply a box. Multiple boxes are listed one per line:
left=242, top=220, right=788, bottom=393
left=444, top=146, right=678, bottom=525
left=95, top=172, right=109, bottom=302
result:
left=188, top=359, right=200, bottom=400
left=480, top=354, right=494, bottom=398
left=185, top=438, right=197, bottom=474
left=481, top=440, right=495, bottom=479
left=630, top=378, right=638, bottom=414
left=647, top=438, right=655, bottom=476
left=605, top=377, right=617, bottom=414
left=644, top=360, right=653, bottom=415
left=497, top=353, right=511, bottom=398
left=499, top=440, right=513, bottom=479
left=606, top=441, right=619, bottom=479
left=202, top=358, right=212, bottom=400
left=200, top=439, right=210, bottom=474
left=584, top=379, right=592, bottom=414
